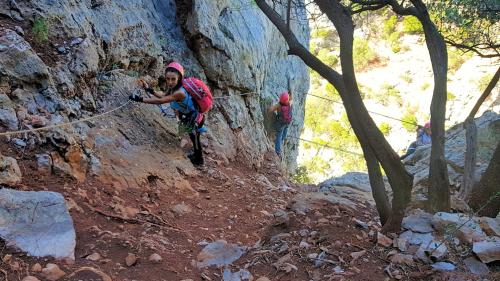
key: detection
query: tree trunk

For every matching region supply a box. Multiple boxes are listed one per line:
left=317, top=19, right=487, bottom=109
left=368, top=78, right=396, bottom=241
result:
left=461, top=119, right=477, bottom=199
left=468, top=143, right=500, bottom=217
left=254, top=0, right=413, bottom=232
left=364, top=147, right=391, bottom=225
left=410, top=0, right=450, bottom=212
left=461, top=66, right=500, bottom=199
left=315, top=0, right=413, bottom=232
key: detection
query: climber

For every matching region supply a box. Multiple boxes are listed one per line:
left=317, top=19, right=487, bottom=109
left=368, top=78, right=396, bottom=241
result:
left=268, top=92, right=292, bottom=160
left=400, top=121, right=431, bottom=160
left=129, top=62, right=206, bottom=166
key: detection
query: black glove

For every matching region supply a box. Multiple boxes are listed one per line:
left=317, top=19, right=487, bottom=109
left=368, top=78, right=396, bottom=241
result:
left=129, top=94, right=143, bottom=102
left=145, top=88, right=155, bottom=95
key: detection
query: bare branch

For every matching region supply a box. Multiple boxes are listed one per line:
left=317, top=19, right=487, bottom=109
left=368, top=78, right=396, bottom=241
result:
left=352, top=3, right=386, bottom=14
left=445, top=40, right=500, bottom=58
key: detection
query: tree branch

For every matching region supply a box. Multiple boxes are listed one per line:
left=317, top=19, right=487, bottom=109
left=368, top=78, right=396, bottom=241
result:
left=254, top=0, right=344, bottom=89
left=466, top=66, right=500, bottom=121
left=387, top=0, right=416, bottom=15
left=352, top=3, right=386, bottom=14
left=444, top=40, right=500, bottom=58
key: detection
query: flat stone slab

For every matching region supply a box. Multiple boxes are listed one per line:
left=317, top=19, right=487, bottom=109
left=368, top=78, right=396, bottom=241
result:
left=402, top=210, right=434, bottom=233
left=431, top=262, right=456, bottom=271
left=0, top=188, right=76, bottom=259
left=196, top=240, right=245, bottom=268
left=464, top=257, right=490, bottom=275
left=472, top=237, right=500, bottom=263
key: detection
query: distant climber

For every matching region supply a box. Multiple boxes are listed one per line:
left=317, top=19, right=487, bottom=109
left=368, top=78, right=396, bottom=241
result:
left=400, top=121, right=431, bottom=160
left=129, top=62, right=213, bottom=166
left=268, top=92, right=292, bottom=160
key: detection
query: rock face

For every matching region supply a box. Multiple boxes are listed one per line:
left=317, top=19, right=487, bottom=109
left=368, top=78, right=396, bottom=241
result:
left=0, top=188, right=76, bottom=260
left=0, top=155, right=22, bottom=185
left=0, top=0, right=309, bottom=186
left=404, top=111, right=499, bottom=195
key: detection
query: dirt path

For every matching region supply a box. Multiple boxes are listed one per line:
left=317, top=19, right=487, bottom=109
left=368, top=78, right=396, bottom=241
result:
left=0, top=145, right=490, bottom=281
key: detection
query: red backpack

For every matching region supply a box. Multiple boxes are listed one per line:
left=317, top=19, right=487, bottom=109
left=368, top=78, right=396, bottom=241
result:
left=182, top=77, right=213, bottom=113
left=279, top=104, right=292, bottom=124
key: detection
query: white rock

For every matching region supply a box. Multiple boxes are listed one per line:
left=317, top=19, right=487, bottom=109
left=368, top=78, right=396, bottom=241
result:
left=0, top=188, right=76, bottom=260
left=472, top=238, right=500, bottom=263
left=148, top=253, right=162, bottom=263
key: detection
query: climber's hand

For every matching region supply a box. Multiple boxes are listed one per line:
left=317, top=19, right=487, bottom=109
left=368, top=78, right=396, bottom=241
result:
left=129, top=94, right=143, bottom=102
left=137, top=79, right=149, bottom=89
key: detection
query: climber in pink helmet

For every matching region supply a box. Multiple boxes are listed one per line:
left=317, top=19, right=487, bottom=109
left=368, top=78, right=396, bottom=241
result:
left=130, top=61, right=206, bottom=166
left=268, top=92, right=293, bottom=160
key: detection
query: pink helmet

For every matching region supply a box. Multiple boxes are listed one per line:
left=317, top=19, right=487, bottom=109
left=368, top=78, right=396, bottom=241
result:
left=279, top=92, right=289, bottom=104
left=424, top=121, right=431, bottom=129
left=165, top=61, right=184, bottom=77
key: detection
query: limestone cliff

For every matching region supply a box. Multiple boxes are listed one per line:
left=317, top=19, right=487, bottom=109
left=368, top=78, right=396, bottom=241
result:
left=0, top=0, right=309, bottom=187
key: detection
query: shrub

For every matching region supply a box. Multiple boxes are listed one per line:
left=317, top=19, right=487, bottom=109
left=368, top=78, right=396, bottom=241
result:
left=477, top=74, right=494, bottom=92
left=447, top=91, right=456, bottom=101
left=421, top=82, right=431, bottom=91
left=388, top=31, right=402, bottom=53
left=401, top=112, right=418, bottom=132
left=402, top=16, right=423, bottom=34
left=379, top=122, right=392, bottom=136
left=380, top=83, right=403, bottom=105
left=383, top=15, right=398, bottom=39
left=317, top=49, right=339, bottom=67
left=291, top=166, right=312, bottom=184
left=353, top=37, right=378, bottom=71
left=32, top=18, right=49, bottom=43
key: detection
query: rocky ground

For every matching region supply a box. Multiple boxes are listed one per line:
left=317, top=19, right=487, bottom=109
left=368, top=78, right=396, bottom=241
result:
left=1, top=140, right=499, bottom=281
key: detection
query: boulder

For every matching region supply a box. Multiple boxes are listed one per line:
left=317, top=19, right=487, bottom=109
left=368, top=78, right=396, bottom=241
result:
left=478, top=217, right=500, bottom=236
left=402, top=209, right=434, bottom=233
left=0, top=108, right=18, bottom=130
left=0, top=188, right=76, bottom=259
left=463, top=257, right=490, bottom=275
left=431, top=212, right=487, bottom=243
left=0, top=28, right=49, bottom=84
left=472, top=238, right=500, bottom=263
left=0, top=155, right=22, bottom=185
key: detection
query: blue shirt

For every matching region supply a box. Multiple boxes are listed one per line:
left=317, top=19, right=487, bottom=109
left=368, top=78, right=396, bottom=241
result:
left=170, top=88, right=197, bottom=114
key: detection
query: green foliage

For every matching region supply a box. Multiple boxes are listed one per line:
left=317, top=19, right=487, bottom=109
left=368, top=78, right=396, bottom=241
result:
left=387, top=31, right=402, bottom=53
left=379, top=122, right=392, bottom=136
left=476, top=73, right=494, bottom=92
left=402, top=16, right=424, bottom=34
left=447, top=91, right=456, bottom=101
left=317, top=49, right=339, bottom=67
left=353, top=37, right=378, bottom=71
left=421, top=82, right=431, bottom=91
left=32, top=18, right=49, bottom=43
left=291, top=166, right=312, bottom=184
left=428, top=0, right=499, bottom=56
left=372, top=83, right=402, bottom=106
left=401, top=112, right=418, bottom=132
left=383, top=15, right=398, bottom=39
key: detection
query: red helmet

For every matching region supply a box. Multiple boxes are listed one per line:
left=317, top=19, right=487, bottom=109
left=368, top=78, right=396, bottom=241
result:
left=166, top=61, right=184, bottom=77
left=424, top=121, right=431, bottom=129
left=279, top=92, right=289, bottom=104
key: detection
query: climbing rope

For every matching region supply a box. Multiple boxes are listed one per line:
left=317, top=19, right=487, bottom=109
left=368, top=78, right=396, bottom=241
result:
left=306, top=93, right=419, bottom=126
left=213, top=92, right=255, bottom=99
left=0, top=100, right=132, bottom=137
left=294, top=137, right=364, bottom=157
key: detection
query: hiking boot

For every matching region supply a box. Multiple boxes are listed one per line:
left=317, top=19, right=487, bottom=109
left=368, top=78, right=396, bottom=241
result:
left=190, top=156, right=204, bottom=166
